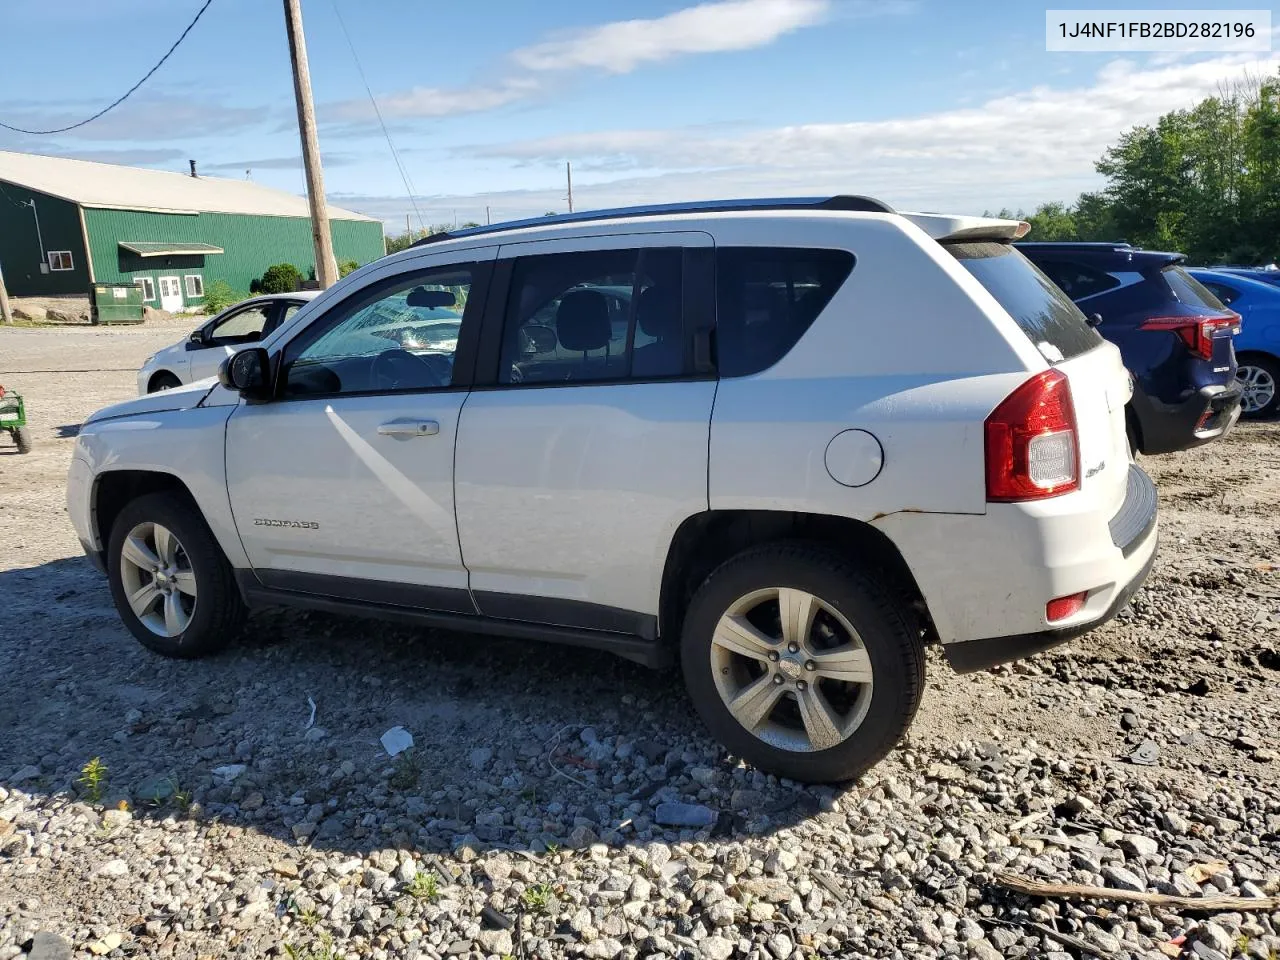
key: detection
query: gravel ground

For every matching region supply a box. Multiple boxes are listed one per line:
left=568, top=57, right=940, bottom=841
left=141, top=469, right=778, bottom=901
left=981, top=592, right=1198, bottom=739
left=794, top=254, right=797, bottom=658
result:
left=1, top=322, right=1279, bottom=960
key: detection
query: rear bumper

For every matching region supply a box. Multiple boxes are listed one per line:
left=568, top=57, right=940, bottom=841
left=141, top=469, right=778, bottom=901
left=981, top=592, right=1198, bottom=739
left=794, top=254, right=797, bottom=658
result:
left=1131, top=381, right=1241, bottom=455
left=943, top=532, right=1157, bottom=673
left=876, top=463, right=1158, bottom=660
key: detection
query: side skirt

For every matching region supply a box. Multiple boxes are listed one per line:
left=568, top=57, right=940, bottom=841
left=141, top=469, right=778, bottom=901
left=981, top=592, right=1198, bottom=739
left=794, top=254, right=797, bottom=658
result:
left=233, top=570, right=669, bottom=668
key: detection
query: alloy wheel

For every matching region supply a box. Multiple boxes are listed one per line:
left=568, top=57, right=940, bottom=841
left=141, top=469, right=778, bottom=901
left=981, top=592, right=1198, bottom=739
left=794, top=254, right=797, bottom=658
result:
left=118, top=521, right=197, bottom=638
left=709, top=587, right=874, bottom=753
left=1237, top=363, right=1276, bottom=415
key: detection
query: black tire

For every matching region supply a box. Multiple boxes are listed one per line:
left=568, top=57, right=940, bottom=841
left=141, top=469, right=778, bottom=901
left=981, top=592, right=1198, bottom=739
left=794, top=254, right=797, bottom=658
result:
left=148, top=372, right=182, bottom=393
left=13, top=426, right=32, bottom=454
left=106, top=492, right=246, bottom=658
left=680, top=542, right=924, bottom=783
left=1237, top=354, right=1280, bottom=420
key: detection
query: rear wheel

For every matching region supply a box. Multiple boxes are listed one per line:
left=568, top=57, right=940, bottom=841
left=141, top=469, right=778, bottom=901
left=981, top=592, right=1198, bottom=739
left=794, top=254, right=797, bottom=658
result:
left=107, top=492, right=245, bottom=658
left=148, top=371, right=182, bottom=393
left=1237, top=355, right=1279, bottom=419
left=680, top=542, right=924, bottom=783
left=13, top=426, right=32, bottom=454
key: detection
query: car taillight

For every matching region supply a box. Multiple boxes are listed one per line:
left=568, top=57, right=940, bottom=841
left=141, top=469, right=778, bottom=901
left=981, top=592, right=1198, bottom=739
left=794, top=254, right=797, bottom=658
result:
left=1140, top=314, right=1240, bottom=360
left=985, top=369, right=1079, bottom=502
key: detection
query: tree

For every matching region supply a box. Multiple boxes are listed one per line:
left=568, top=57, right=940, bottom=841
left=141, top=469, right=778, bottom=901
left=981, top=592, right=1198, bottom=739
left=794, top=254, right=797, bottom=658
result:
left=258, top=263, right=302, bottom=294
left=338, top=259, right=359, bottom=278
left=1022, top=202, right=1078, bottom=241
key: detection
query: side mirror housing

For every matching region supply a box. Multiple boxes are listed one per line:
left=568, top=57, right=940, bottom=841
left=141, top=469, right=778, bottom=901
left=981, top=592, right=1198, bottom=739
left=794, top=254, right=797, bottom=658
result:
left=218, top=347, right=271, bottom=400
left=1087, top=312, right=1104, bottom=328
left=521, top=324, right=557, bottom=354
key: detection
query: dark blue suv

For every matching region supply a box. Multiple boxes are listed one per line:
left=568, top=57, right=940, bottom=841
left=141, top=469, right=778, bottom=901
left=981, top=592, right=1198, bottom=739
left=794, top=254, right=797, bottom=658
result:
left=1017, top=243, right=1242, bottom=455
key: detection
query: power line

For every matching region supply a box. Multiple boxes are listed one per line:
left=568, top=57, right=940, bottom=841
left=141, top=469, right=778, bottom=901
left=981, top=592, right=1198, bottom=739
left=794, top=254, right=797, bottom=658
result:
left=0, top=0, right=216, bottom=135
left=328, top=0, right=425, bottom=233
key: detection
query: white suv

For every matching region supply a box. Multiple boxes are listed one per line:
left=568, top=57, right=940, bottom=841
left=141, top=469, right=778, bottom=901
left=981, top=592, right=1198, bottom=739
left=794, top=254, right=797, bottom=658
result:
left=67, top=197, right=1157, bottom=783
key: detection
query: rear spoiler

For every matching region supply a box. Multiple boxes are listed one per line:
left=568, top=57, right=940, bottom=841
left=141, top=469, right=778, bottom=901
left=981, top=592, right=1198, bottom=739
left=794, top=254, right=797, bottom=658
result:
left=903, top=212, right=1031, bottom=242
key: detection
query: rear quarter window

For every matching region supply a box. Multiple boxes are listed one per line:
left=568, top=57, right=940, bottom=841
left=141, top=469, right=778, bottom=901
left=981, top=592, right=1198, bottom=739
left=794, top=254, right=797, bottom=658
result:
left=948, top=241, right=1103, bottom=362
left=1162, top=265, right=1232, bottom=314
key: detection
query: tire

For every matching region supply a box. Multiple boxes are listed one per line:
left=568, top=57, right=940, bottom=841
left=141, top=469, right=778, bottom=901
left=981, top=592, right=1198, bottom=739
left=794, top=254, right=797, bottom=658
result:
left=680, top=542, right=924, bottom=783
left=106, top=492, right=246, bottom=658
left=14, top=426, right=32, bottom=454
left=148, top=372, right=182, bottom=393
left=1236, top=354, right=1280, bottom=420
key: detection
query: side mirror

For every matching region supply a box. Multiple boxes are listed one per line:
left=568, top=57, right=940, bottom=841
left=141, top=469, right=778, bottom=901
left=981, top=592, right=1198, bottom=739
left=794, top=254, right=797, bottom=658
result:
left=522, top=324, right=557, bottom=354
left=218, top=347, right=271, bottom=400
left=189, top=328, right=207, bottom=345
left=1086, top=312, right=1104, bottom=328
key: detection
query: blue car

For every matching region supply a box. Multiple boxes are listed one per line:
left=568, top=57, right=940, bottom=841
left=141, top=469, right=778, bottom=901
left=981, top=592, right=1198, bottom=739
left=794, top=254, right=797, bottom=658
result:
left=1208, top=265, right=1280, bottom=289
left=1017, top=243, right=1242, bottom=454
left=1189, top=268, right=1280, bottom=419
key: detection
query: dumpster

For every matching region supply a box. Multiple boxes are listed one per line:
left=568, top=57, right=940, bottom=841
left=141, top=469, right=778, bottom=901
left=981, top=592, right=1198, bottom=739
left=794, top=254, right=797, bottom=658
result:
left=91, top=283, right=145, bottom=325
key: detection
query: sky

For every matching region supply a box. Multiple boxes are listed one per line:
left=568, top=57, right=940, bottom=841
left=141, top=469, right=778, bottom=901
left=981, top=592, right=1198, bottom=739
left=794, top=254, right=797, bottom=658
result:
left=0, top=0, right=1277, bottom=233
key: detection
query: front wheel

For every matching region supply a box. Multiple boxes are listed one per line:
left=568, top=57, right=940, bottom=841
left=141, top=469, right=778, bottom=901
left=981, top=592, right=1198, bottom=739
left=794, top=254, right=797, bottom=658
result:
left=107, top=492, right=246, bottom=658
left=148, top=372, right=182, bottom=393
left=680, top=543, right=924, bottom=783
left=1237, top=355, right=1280, bottom=420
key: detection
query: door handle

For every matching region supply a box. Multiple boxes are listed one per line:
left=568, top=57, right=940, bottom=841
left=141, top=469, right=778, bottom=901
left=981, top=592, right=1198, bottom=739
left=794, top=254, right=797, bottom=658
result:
left=377, top=418, right=440, bottom=438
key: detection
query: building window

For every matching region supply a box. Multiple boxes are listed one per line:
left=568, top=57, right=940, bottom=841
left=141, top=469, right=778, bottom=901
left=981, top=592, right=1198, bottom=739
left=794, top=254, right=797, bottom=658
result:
left=136, top=277, right=156, bottom=301
left=184, top=275, right=204, bottom=298
left=47, top=250, right=74, bottom=272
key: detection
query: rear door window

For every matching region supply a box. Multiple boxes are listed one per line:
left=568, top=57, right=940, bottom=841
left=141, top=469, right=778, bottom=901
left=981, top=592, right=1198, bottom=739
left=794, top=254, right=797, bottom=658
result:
left=948, top=241, right=1102, bottom=362
left=715, top=248, right=854, bottom=377
left=1035, top=260, right=1121, bottom=301
left=1162, top=265, right=1233, bottom=314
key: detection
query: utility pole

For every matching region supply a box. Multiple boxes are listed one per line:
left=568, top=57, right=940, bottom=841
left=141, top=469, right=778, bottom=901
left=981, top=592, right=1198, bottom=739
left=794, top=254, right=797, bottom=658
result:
left=283, top=0, right=338, bottom=288
left=486, top=206, right=491, bottom=225
left=566, top=161, right=574, bottom=213
left=0, top=260, right=12, bottom=325
left=405, top=213, right=411, bottom=243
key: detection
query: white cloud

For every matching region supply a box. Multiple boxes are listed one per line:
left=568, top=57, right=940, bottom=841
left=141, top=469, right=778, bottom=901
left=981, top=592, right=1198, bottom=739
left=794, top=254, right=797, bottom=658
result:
left=325, top=0, right=864, bottom=122
left=461, top=54, right=1280, bottom=203
left=511, top=0, right=829, bottom=74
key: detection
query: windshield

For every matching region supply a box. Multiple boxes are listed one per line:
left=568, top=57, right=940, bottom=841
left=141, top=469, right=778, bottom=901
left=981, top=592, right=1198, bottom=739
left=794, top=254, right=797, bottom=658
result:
left=948, top=241, right=1103, bottom=362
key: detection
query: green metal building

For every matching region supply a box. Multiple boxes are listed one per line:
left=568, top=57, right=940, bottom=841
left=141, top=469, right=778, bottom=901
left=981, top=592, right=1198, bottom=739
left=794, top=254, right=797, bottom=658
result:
left=0, top=151, right=385, bottom=310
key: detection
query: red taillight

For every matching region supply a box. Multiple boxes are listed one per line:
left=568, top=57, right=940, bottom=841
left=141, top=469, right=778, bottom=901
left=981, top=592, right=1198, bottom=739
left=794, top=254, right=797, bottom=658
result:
left=1046, top=592, right=1087, bottom=622
left=1140, top=314, right=1240, bottom=360
left=985, top=369, right=1080, bottom=502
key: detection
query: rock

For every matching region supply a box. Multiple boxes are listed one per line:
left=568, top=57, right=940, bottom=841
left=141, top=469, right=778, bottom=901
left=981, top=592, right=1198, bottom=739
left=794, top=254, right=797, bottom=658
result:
left=1119, top=834, right=1160, bottom=858
left=1087, top=928, right=1123, bottom=953
left=476, top=929, right=512, bottom=955
left=44, top=308, right=77, bottom=323
left=12, top=765, right=40, bottom=783
left=967, top=938, right=1003, bottom=960
left=1100, top=864, right=1145, bottom=892
left=86, top=933, right=122, bottom=956
left=272, top=861, right=299, bottom=878
left=211, top=764, right=246, bottom=783
left=242, top=792, right=265, bottom=811
left=11, top=308, right=33, bottom=321
left=989, top=927, right=1020, bottom=950
left=291, top=822, right=316, bottom=840
left=102, top=809, right=131, bottom=828
left=1253, top=749, right=1277, bottom=763
left=654, top=802, right=717, bottom=828
left=469, top=747, right=493, bottom=769
left=1121, top=711, right=1139, bottom=730
left=444, top=942, right=472, bottom=957
left=1191, top=944, right=1228, bottom=960
left=396, top=859, right=417, bottom=883
left=303, top=726, right=328, bottom=742
left=1187, top=677, right=1211, bottom=696
left=1191, top=922, right=1236, bottom=956
left=1060, top=795, right=1095, bottom=816
left=1159, top=810, right=1189, bottom=835
left=584, top=939, right=624, bottom=959
left=134, top=775, right=175, bottom=802
left=700, top=936, right=734, bottom=960
left=142, top=306, right=173, bottom=322
left=767, top=933, right=793, bottom=959
left=629, top=875, right=652, bottom=901
left=26, top=932, right=72, bottom=960
left=98, top=859, right=128, bottom=878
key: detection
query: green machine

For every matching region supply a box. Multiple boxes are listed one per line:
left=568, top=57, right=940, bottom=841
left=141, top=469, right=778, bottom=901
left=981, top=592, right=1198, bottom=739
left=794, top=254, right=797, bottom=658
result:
left=91, top=283, right=145, bottom=324
left=0, top=385, right=32, bottom=453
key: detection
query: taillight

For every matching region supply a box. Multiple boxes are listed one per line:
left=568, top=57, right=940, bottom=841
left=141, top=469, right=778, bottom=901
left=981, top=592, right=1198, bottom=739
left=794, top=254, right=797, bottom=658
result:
left=1140, top=314, right=1240, bottom=360
left=985, top=369, right=1079, bottom=502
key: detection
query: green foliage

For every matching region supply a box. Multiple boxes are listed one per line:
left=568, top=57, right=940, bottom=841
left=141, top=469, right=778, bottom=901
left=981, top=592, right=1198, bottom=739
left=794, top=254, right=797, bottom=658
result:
left=338, top=259, right=359, bottom=278
left=78, top=757, right=108, bottom=804
left=283, top=932, right=338, bottom=960
left=257, top=262, right=303, bottom=295
left=200, top=280, right=243, bottom=315
left=406, top=870, right=441, bottom=901
left=1019, top=72, right=1280, bottom=263
left=521, top=882, right=555, bottom=913
left=388, top=750, right=421, bottom=790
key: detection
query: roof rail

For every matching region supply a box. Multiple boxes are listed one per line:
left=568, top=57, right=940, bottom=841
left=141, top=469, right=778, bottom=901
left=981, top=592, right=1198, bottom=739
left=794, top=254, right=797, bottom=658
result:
left=410, top=195, right=895, bottom=248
